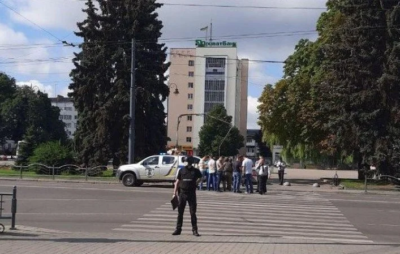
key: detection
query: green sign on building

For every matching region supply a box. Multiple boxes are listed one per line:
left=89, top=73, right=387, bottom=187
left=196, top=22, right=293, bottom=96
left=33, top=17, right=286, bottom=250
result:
left=195, top=40, right=237, bottom=48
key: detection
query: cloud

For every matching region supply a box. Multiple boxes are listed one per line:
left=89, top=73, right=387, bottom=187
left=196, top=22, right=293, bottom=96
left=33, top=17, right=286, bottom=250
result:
left=6, top=0, right=86, bottom=31
left=16, top=80, right=54, bottom=96
left=16, top=80, right=70, bottom=97
left=0, top=23, right=75, bottom=78
left=247, top=96, right=261, bottom=129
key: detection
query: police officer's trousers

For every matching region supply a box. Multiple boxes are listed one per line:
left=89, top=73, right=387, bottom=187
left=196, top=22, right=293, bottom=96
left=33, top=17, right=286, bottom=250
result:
left=278, top=170, right=285, bottom=185
left=176, top=191, right=198, bottom=230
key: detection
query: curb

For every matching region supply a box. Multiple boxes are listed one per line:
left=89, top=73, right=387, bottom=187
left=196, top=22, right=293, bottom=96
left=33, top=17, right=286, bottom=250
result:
left=0, top=177, right=119, bottom=185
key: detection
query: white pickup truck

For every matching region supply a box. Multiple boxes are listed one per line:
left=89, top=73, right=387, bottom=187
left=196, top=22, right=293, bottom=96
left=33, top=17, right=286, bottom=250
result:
left=116, top=154, right=200, bottom=187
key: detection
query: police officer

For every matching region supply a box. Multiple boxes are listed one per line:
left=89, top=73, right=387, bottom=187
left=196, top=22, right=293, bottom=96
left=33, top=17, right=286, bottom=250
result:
left=172, top=156, right=202, bottom=236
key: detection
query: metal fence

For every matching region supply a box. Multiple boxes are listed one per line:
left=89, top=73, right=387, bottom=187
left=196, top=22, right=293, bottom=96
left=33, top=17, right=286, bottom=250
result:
left=6, top=164, right=117, bottom=182
left=0, top=186, right=17, bottom=233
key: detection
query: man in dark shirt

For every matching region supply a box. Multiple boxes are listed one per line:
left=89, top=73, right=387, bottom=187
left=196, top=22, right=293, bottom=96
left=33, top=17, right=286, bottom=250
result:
left=172, top=156, right=203, bottom=236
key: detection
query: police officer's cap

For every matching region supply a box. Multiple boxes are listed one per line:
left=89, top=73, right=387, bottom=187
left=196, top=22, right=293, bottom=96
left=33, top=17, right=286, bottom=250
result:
left=186, top=156, right=195, bottom=165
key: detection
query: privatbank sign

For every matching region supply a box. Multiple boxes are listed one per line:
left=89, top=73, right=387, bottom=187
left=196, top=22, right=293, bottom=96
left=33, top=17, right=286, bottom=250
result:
left=195, top=40, right=237, bottom=48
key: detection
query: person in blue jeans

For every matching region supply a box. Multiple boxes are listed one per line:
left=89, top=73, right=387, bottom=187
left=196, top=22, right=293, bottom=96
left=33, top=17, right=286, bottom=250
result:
left=207, top=155, right=217, bottom=191
left=232, top=156, right=243, bottom=193
left=198, top=155, right=209, bottom=190
left=242, top=156, right=254, bottom=194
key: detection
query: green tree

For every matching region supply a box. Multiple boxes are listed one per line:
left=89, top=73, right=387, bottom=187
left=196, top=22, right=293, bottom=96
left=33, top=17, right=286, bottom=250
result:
left=198, top=105, right=244, bottom=156
left=375, top=2, right=400, bottom=177
left=320, top=0, right=388, bottom=178
left=0, top=86, right=67, bottom=164
left=0, top=73, right=17, bottom=144
left=70, top=0, right=169, bottom=166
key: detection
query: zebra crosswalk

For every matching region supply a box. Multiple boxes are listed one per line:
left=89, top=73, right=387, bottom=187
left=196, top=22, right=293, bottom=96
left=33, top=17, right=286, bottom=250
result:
left=113, top=191, right=372, bottom=243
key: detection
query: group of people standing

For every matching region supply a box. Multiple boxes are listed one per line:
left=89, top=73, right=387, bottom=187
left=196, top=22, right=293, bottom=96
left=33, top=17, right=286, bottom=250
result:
left=197, top=155, right=275, bottom=195
left=172, top=155, right=287, bottom=237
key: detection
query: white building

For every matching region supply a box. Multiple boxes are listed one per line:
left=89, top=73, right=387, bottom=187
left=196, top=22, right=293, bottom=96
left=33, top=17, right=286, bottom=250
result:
left=246, top=129, right=259, bottom=160
left=50, top=95, right=78, bottom=138
left=167, top=39, right=249, bottom=155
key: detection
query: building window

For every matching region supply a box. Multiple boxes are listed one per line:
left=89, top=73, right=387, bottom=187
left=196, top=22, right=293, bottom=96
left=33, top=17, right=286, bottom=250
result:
left=64, top=115, right=72, bottom=120
left=188, top=60, right=194, bottom=66
left=247, top=137, right=253, bottom=143
left=187, top=104, right=193, bottom=111
left=186, top=137, right=192, bottom=142
left=187, top=126, right=192, bottom=132
left=188, top=93, right=193, bottom=99
left=75, top=115, right=78, bottom=119
left=64, top=107, right=72, bottom=111
left=188, top=82, right=194, bottom=88
left=188, top=71, right=194, bottom=77
left=65, top=123, right=72, bottom=128
left=206, top=58, right=226, bottom=68
left=187, top=115, right=192, bottom=121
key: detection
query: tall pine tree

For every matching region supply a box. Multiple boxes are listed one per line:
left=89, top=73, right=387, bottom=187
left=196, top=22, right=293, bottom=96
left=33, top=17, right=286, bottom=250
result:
left=376, top=2, right=400, bottom=177
left=321, top=0, right=388, bottom=178
left=70, top=0, right=169, bottom=166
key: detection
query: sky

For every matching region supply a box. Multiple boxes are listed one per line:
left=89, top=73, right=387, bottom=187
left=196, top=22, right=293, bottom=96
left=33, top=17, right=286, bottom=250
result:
left=0, top=0, right=327, bottom=129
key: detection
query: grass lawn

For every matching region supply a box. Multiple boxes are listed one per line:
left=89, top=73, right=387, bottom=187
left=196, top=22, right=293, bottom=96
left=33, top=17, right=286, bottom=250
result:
left=340, top=179, right=399, bottom=191
left=0, top=166, right=116, bottom=180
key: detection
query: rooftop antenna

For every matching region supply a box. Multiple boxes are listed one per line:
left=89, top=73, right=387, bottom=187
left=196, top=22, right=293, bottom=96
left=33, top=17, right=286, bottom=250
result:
left=210, top=20, right=213, bottom=42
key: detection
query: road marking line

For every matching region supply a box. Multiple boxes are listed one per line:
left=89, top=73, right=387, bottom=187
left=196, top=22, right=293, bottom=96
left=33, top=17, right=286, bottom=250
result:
left=367, top=224, right=400, bottom=227
left=155, top=205, right=346, bottom=217
left=140, top=214, right=354, bottom=227
left=282, top=236, right=374, bottom=243
left=191, top=202, right=342, bottom=212
left=133, top=219, right=360, bottom=232
left=327, top=198, right=400, bottom=204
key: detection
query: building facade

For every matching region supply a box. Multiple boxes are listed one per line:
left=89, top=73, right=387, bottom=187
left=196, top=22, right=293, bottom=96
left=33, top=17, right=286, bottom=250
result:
left=167, top=40, right=249, bottom=155
left=246, top=129, right=260, bottom=161
left=50, top=95, right=78, bottom=139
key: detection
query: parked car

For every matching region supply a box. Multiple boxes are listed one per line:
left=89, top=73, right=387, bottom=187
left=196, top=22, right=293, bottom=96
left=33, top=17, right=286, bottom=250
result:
left=116, top=154, right=200, bottom=187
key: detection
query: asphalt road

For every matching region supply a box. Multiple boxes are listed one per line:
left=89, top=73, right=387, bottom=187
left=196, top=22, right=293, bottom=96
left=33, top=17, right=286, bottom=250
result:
left=0, top=180, right=399, bottom=243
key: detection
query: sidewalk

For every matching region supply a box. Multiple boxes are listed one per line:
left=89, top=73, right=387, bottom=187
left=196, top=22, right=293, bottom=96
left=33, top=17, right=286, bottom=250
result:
left=1, top=225, right=399, bottom=254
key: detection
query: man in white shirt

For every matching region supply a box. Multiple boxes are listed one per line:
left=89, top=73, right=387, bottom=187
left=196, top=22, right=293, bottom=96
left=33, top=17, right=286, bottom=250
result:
left=242, top=156, right=254, bottom=194
left=198, top=155, right=209, bottom=190
left=207, top=156, right=217, bottom=191
left=276, top=159, right=286, bottom=185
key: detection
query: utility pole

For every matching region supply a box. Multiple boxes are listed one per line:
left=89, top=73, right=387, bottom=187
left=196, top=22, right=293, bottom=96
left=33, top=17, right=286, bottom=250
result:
left=128, top=39, right=136, bottom=164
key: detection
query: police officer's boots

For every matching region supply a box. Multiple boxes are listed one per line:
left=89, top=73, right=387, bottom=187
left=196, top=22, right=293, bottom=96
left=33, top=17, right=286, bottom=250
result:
left=172, top=228, right=181, bottom=235
left=192, top=229, right=200, bottom=237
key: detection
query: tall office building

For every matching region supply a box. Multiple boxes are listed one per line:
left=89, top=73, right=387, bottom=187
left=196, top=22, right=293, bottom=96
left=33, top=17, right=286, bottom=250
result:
left=167, top=40, right=248, bottom=155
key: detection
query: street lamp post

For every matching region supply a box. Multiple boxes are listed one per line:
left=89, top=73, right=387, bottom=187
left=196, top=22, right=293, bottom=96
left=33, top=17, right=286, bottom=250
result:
left=128, top=39, right=136, bottom=164
left=166, top=83, right=179, bottom=148
left=175, top=113, right=232, bottom=155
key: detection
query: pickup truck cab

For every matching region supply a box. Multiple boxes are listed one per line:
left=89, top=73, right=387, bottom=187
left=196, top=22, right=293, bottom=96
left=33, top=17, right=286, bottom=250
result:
left=117, top=154, right=200, bottom=187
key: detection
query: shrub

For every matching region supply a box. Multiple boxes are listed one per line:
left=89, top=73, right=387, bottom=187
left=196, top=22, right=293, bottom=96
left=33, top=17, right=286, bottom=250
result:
left=29, top=141, right=75, bottom=170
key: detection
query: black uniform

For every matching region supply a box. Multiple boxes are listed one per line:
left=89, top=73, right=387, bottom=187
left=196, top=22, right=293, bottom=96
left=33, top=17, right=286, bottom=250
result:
left=175, top=165, right=202, bottom=233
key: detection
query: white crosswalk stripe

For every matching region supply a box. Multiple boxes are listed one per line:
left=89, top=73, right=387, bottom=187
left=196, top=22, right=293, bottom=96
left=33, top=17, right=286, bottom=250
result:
left=113, top=191, right=372, bottom=243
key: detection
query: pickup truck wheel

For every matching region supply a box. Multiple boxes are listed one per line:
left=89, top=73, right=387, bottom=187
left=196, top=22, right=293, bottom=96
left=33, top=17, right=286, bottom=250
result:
left=134, top=180, right=144, bottom=187
left=122, top=172, right=136, bottom=187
